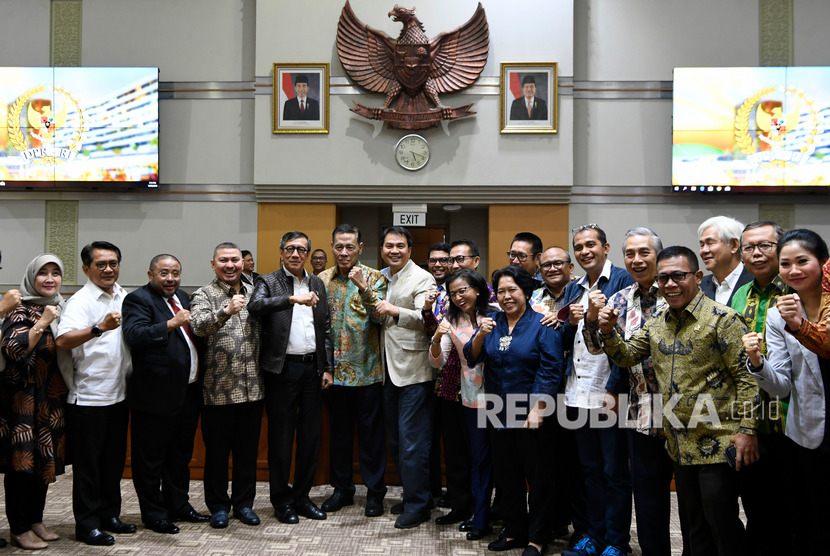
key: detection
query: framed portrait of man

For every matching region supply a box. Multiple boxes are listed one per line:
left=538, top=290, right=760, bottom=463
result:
left=500, top=62, right=558, bottom=134
left=272, top=63, right=329, bottom=134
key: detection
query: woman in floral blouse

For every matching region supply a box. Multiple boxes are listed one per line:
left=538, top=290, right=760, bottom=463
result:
left=0, top=254, right=71, bottom=550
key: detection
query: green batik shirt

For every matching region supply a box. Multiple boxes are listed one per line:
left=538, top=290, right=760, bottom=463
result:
left=602, top=290, right=759, bottom=466
left=319, top=263, right=386, bottom=387
left=730, top=275, right=792, bottom=434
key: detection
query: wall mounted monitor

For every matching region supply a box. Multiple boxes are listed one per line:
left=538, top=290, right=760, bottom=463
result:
left=0, top=67, right=159, bottom=189
left=672, top=66, right=830, bottom=194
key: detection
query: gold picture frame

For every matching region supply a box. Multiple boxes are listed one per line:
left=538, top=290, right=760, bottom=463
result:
left=272, top=63, right=329, bottom=134
left=500, top=62, right=558, bottom=134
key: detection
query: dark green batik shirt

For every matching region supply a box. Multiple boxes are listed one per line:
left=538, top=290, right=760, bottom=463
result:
left=601, top=290, right=759, bottom=466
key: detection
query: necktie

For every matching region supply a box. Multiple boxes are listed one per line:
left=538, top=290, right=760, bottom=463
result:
left=300, top=99, right=305, bottom=113
left=168, top=298, right=197, bottom=346
left=527, top=100, right=533, bottom=118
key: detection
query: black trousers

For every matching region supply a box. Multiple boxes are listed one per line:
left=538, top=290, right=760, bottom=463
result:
left=130, top=383, right=202, bottom=523
left=673, top=462, right=744, bottom=556
left=795, top=442, right=830, bottom=552
left=326, top=383, right=387, bottom=500
left=488, top=421, right=556, bottom=545
left=265, top=359, right=322, bottom=508
left=65, top=401, right=130, bottom=532
left=4, top=472, right=49, bottom=535
left=201, top=400, right=263, bottom=514
left=439, top=398, right=473, bottom=514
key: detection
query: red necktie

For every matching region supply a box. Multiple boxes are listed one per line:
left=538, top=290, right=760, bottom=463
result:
left=300, top=99, right=305, bottom=113
left=169, top=298, right=199, bottom=379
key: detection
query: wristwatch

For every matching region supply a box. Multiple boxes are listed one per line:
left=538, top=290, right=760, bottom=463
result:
left=91, top=325, right=102, bottom=337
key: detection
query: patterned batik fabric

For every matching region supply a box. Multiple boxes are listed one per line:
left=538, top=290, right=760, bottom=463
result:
left=602, top=290, right=759, bottom=465
left=190, top=279, right=263, bottom=406
left=585, top=283, right=667, bottom=436
left=319, top=264, right=385, bottom=387
left=0, top=302, right=68, bottom=483
left=423, top=309, right=462, bottom=401
left=530, top=285, right=567, bottom=317
left=730, top=276, right=792, bottom=434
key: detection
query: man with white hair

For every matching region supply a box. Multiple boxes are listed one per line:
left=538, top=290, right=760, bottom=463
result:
left=697, top=215, right=753, bottom=306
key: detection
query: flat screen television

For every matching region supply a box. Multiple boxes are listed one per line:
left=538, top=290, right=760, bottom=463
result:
left=0, top=67, right=159, bottom=189
left=672, top=66, right=830, bottom=194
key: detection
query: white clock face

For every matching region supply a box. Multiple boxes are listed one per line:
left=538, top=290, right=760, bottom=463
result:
left=395, top=134, right=429, bottom=171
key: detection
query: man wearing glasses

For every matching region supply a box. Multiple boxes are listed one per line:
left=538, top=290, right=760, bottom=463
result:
left=530, top=246, right=574, bottom=316
left=597, top=245, right=759, bottom=556
left=449, top=239, right=497, bottom=305
left=317, top=224, right=388, bottom=518
left=248, top=232, right=333, bottom=525
left=508, top=232, right=544, bottom=287
left=57, top=241, right=135, bottom=546
left=729, top=221, right=793, bottom=555
left=310, top=249, right=328, bottom=276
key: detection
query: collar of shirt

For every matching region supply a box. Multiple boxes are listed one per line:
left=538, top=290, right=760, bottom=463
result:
left=715, top=262, right=745, bottom=290
left=283, top=266, right=309, bottom=285
left=213, top=277, right=246, bottom=297
left=750, top=274, right=788, bottom=295
left=86, top=280, right=127, bottom=301
left=575, top=259, right=613, bottom=291
left=665, top=289, right=706, bottom=324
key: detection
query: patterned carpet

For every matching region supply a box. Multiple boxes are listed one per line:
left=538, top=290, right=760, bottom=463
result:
left=0, top=469, right=691, bottom=555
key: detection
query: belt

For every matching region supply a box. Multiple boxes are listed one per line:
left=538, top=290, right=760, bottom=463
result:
left=286, top=353, right=316, bottom=364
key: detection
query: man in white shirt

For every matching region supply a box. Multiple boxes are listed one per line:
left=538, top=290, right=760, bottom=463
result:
left=698, top=215, right=753, bottom=305
left=56, top=241, right=134, bottom=547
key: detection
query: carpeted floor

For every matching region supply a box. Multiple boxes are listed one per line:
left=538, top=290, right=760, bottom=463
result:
left=0, top=469, right=692, bottom=554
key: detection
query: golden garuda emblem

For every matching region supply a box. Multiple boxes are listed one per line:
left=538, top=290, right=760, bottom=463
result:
left=337, top=1, right=489, bottom=130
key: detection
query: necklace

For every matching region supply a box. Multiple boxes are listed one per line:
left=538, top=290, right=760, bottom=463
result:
left=498, top=335, right=512, bottom=351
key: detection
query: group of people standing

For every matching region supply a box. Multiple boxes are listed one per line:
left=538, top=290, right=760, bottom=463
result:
left=0, top=215, right=828, bottom=555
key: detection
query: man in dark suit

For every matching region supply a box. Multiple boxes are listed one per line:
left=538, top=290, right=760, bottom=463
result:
left=240, top=250, right=259, bottom=286
left=698, top=216, right=753, bottom=306
left=509, top=75, right=548, bottom=121
left=283, top=74, right=320, bottom=120
left=248, top=231, right=333, bottom=525
left=121, top=254, right=209, bottom=535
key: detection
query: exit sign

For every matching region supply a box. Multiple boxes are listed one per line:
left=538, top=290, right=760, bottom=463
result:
left=393, top=212, right=426, bottom=227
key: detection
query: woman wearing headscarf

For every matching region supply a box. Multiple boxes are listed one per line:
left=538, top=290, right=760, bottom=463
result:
left=0, top=254, right=71, bottom=550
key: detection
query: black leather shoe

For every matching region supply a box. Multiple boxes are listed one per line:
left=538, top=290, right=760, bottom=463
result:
left=394, top=510, right=429, bottom=529
left=321, top=491, right=354, bottom=513
left=101, top=517, right=137, bottom=534
left=234, top=507, right=261, bottom=526
left=76, top=528, right=115, bottom=546
left=274, top=504, right=299, bottom=524
left=466, top=525, right=493, bottom=541
left=209, top=511, right=229, bottom=529
left=147, top=519, right=179, bottom=534
left=459, top=515, right=476, bottom=531
left=175, top=506, right=210, bottom=523
left=435, top=510, right=472, bottom=525
left=364, top=498, right=384, bottom=517
left=295, top=501, right=327, bottom=520
left=390, top=501, right=405, bottom=515
left=488, top=536, right=528, bottom=551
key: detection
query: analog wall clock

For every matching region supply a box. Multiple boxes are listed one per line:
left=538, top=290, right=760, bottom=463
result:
left=395, top=134, right=429, bottom=171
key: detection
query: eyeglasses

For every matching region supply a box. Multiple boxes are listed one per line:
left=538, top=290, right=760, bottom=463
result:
left=540, top=260, right=569, bottom=270
left=655, top=271, right=694, bottom=285
left=449, top=255, right=474, bottom=264
left=155, top=270, right=180, bottom=278
left=428, top=257, right=450, bottom=265
left=449, top=286, right=471, bottom=299
left=507, top=251, right=532, bottom=262
left=572, top=223, right=599, bottom=235
left=282, top=246, right=309, bottom=255
left=740, top=241, right=777, bottom=255
left=93, top=260, right=119, bottom=270
left=311, top=256, right=327, bottom=261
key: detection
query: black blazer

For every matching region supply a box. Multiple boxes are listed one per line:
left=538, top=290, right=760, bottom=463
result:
left=122, top=284, right=201, bottom=416
left=283, top=96, right=320, bottom=120
left=510, top=96, right=548, bottom=121
left=699, top=266, right=754, bottom=307
left=248, top=269, right=333, bottom=375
